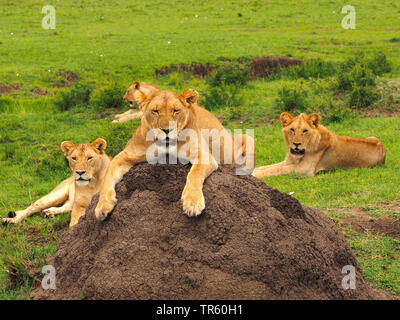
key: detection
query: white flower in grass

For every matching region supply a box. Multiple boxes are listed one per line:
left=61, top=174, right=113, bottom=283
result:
left=167, top=41, right=171, bottom=44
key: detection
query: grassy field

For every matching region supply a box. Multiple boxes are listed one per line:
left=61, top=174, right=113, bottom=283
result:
left=0, top=0, right=399, bottom=299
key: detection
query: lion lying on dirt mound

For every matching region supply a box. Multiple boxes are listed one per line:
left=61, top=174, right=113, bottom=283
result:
left=253, top=112, right=386, bottom=178
left=31, top=163, right=385, bottom=300
left=2, top=138, right=111, bottom=227
left=95, top=82, right=255, bottom=221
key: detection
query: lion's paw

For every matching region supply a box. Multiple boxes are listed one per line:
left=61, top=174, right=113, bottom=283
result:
left=2, top=218, right=14, bottom=226
left=95, top=190, right=117, bottom=221
left=42, top=209, right=55, bottom=218
left=181, top=186, right=205, bottom=217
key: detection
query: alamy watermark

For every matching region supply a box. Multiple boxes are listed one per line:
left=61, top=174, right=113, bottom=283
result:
left=341, top=5, right=356, bottom=29
left=42, top=5, right=56, bottom=30
left=341, top=265, right=356, bottom=290
left=41, top=265, right=56, bottom=290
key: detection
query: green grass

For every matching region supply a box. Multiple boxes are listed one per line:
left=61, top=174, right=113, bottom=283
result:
left=0, top=0, right=399, bottom=299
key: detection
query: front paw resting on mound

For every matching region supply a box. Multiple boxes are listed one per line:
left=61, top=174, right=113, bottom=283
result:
left=181, top=185, right=205, bottom=217
left=95, top=188, right=117, bottom=221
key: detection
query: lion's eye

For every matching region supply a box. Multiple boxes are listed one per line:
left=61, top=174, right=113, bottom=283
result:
left=152, top=109, right=159, bottom=115
left=87, top=157, right=93, bottom=161
left=173, top=109, right=180, bottom=114
left=290, top=128, right=295, bottom=133
left=303, top=129, right=308, bottom=134
left=72, top=157, right=77, bottom=161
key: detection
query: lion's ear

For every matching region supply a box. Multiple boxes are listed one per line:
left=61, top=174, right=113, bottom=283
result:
left=91, top=138, right=107, bottom=154
left=280, top=112, right=293, bottom=127
left=61, top=141, right=75, bottom=157
left=180, top=89, right=199, bottom=106
left=131, top=81, right=158, bottom=109
left=307, top=113, right=321, bottom=128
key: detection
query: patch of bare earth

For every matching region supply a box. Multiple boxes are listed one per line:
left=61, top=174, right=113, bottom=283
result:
left=362, top=104, right=400, bottom=118
left=31, top=87, right=49, bottom=96
left=0, top=83, right=22, bottom=96
left=329, top=207, right=400, bottom=240
left=54, top=70, right=79, bottom=87
left=363, top=79, right=400, bottom=118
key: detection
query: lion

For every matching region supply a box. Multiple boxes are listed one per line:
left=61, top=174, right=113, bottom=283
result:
left=95, top=82, right=255, bottom=221
left=2, top=138, right=111, bottom=228
left=252, top=112, right=386, bottom=178
left=112, top=82, right=158, bottom=123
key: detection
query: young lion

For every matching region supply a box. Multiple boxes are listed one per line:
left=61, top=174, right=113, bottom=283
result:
left=95, top=82, right=255, bottom=221
left=2, top=138, right=111, bottom=227
left=252, top=112, right=386, bottom=178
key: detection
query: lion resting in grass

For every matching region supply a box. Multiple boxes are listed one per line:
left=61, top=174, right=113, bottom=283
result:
left=252, top=112, right=386, bottom=178
left=112, top=82, right=158, bottom=123
left=2, top=138, right=111, bottom=227
left=95, top=82, right=255, bottom=221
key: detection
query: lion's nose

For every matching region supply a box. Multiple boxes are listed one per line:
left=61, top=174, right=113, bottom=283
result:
left=161, top=128, right=173, bottom=135
left=293, top=142, right=301, bottom=148
left=76, top=170, right=86, bottom=176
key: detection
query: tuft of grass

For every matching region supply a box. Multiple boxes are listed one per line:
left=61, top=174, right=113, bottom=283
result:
left=202, top=63, right=249, bottom=111
left=54, top=83, right=93, bottom=111
left=90, top=83, right=126, bottom=111
left=282, top=58, right=337, bottom=79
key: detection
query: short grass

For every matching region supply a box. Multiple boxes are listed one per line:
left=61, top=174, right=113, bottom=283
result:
left=0, top=0, right=399, bottom=299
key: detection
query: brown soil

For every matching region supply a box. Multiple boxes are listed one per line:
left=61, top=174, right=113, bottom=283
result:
left=248, top=56, right=301, bottom=79
left=54, top=70, right=79, bottom=87
left=32, top=163, right=384, bottom=300
left=0, top=83, right=22, bottom=96
left=31, top=87, right=49, bottom=96
left=340, top=208, right=400, bottom=240
left=361, top=103, right=400, bottom=118
left=155, top=56, right=301, bottom=79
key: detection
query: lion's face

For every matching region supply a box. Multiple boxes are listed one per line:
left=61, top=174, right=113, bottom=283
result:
left=280, top=112, right=321, bottom=158
left=133, top=82, right=199, bottom=146
left=61, top=138, right=108, bottom=187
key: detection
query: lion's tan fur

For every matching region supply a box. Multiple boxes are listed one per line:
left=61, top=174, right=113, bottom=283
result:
left=2, top=139, right=111, bottom=227
left=252, top=112, right=386, bottom=178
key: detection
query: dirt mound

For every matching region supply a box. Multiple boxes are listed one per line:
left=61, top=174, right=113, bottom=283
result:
left=32, top=163, right=383, bottom=300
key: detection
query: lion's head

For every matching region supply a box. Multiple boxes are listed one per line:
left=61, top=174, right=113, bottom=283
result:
left=132, top=81, right=199, bottom=146
left=123, top=82, right=161, bottom=108
left=61, top=138, right=108, bottom=187
left=280, top=112, right=322, bottom=157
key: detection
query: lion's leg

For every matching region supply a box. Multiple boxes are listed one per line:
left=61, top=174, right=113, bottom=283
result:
left=252, top=162, right=296, bottom=178
left=112, top=110, right=143, bottom=123
left=43, top=200, right=72, bottom=219
left=69, top=204, right=87, bottom=227
left=95, top=150, right=145, bottom=221
left=181, top=135, right=218, bottom=216
left=114, top=109, right=134, bottom=119
left=181, top=161, right=218, bottom=217
left=2, top=178, right=72, bottom=225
